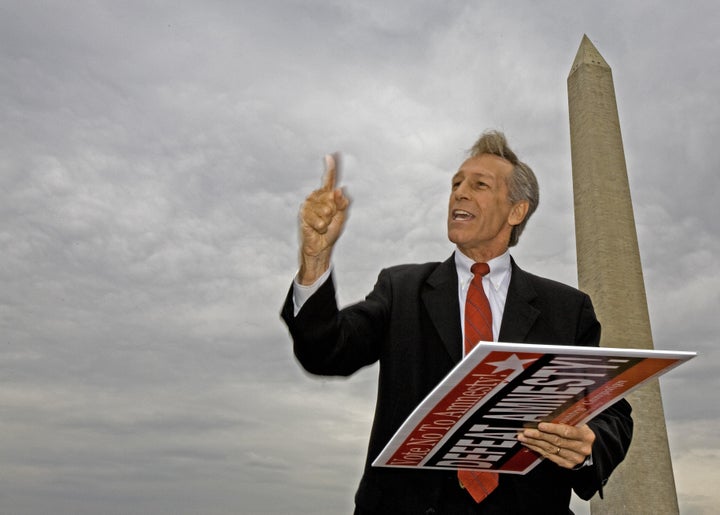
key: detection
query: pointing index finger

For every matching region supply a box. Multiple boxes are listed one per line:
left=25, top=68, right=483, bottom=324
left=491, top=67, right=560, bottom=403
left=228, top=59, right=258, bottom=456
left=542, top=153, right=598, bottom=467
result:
left=322, top=152, right=341, bottom=191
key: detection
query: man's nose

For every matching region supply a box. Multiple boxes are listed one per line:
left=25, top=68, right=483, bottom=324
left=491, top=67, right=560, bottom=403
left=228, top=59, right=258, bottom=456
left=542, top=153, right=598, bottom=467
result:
left=453, top=181, right=470, bottom=199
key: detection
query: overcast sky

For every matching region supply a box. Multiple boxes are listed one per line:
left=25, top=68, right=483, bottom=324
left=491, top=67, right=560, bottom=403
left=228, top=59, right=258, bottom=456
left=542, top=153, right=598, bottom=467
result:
left=1, top=1, right=718, bottom=514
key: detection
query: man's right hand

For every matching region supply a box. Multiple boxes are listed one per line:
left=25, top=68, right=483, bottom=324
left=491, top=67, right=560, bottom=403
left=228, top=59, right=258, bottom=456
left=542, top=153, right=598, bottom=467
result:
left=298, top=154, right=350, bottom=285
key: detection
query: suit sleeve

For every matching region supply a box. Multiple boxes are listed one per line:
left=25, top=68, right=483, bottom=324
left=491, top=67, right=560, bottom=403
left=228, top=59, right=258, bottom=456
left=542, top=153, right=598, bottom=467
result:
left=570, top=294, right=634, bottom=500
left=280, top=271, right=391, bottom=377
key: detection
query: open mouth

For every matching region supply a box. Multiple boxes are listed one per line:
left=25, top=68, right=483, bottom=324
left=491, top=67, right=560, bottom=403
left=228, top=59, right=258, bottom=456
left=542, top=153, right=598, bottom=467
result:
left=452, top=209, right=475, bottom=221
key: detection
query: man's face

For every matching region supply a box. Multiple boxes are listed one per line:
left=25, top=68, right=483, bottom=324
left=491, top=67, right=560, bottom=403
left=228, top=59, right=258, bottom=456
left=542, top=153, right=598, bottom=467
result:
left=447, top=153, right=527, bottom=261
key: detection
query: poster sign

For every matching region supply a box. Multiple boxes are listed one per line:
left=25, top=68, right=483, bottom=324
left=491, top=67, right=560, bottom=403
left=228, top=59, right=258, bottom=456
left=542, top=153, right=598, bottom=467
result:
left=372, top=342, right=694, bottom=474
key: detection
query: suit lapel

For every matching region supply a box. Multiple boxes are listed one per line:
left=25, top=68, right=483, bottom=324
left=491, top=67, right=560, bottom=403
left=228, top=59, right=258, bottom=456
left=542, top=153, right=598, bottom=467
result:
left=499, top=259, right=540, bottom=343
left=420, top=256, right=540, bottom=361
left=421, top=255, right=463, bottom=364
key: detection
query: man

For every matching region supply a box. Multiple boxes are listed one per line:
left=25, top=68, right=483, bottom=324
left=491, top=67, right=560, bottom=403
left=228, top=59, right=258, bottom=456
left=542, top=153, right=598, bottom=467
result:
left=281, top=131, right=632, bottom=514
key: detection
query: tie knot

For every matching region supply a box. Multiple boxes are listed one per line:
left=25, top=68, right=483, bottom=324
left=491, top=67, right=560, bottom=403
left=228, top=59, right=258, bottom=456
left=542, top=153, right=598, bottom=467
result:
left=471, top=262, right=490, bottom=278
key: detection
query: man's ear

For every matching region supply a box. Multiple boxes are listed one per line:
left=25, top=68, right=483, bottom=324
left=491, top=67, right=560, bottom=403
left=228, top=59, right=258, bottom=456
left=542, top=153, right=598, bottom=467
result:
left=508, top=200, right=529, bottom=226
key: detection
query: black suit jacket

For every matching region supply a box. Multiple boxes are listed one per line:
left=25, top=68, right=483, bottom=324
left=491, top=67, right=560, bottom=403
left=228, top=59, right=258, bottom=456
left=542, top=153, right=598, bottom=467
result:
left=281, top=255, right=633, bottom=514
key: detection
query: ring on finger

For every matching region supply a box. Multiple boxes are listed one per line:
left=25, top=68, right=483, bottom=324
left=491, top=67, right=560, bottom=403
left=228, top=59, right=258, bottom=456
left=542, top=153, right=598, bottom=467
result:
left=555, top=446, right=561, bottom=455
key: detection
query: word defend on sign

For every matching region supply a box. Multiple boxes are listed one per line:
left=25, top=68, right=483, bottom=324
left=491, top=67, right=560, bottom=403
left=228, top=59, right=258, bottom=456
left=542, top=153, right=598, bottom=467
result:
left=373, top=342, right=694, bottom=475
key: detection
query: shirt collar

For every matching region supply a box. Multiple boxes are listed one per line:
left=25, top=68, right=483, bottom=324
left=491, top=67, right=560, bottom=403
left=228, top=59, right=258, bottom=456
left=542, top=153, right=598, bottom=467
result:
left=454, top=248, right=512, bottom=291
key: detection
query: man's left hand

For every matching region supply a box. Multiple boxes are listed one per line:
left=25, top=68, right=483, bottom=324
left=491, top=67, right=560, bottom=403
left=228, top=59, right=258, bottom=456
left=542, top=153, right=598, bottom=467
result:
left=517, top=422, right=595, bottom=469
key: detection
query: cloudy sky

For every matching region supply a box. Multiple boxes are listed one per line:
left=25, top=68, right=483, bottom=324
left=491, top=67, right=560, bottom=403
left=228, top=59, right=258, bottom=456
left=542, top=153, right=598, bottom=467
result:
left=1, top=1, right=718, bottom=514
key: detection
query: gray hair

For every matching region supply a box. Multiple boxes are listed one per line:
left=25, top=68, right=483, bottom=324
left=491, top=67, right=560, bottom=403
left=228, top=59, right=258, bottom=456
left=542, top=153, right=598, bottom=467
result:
left=469, top=130, right=539, bottom=247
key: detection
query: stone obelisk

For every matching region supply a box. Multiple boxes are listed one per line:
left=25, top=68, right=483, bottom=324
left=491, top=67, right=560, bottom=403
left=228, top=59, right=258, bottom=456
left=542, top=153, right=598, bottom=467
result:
left=568, top=35, right=679, bottom=513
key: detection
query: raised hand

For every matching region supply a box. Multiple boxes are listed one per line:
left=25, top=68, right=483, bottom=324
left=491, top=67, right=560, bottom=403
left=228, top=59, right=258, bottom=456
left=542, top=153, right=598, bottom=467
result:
left=298, top=154, right=351, bottom=284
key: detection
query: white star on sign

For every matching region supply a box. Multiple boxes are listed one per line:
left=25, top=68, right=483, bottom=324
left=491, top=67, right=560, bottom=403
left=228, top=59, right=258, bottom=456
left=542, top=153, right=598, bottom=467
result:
left=487, top=354, right=536, bottom=374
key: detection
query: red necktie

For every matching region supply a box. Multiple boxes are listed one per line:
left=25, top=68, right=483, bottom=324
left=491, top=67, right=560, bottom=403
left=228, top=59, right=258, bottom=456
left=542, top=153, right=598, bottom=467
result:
left=458, top=262, right=499, bottom=503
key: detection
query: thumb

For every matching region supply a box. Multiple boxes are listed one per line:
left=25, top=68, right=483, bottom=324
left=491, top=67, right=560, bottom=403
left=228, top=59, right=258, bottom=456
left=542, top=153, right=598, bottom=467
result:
left=334, top=187, right=351, bottom=211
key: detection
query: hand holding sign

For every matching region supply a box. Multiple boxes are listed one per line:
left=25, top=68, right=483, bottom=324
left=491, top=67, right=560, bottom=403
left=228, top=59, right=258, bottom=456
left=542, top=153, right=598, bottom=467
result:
left=517, top=422, right=595, bottom=469
left=298, top=154, right=351, bottom=284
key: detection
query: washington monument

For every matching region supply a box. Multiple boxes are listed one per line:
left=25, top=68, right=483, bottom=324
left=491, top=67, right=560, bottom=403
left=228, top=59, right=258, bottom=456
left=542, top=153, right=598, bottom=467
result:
left=568, top=35, right=679, bottom=513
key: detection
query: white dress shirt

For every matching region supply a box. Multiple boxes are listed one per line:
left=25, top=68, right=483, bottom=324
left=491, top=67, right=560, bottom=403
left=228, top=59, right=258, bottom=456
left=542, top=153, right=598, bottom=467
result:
left=454, top=249, right=512, bottom=351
